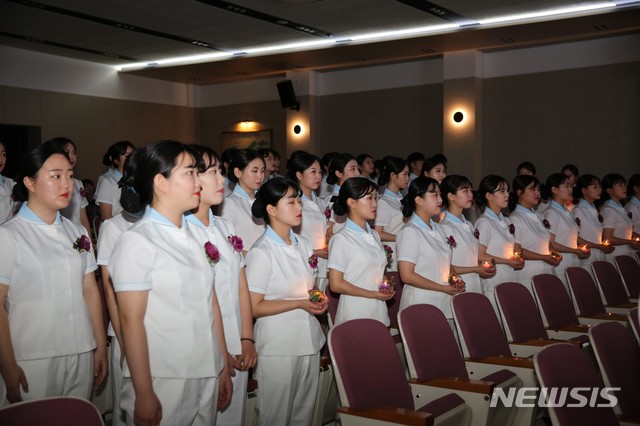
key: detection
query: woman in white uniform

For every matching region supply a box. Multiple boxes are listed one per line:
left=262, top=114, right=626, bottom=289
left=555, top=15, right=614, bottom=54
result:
left=246, top=177, right=327, bottom=426
left=289, top=152, right=330, bottom=292
left=374, top=156, right=410, bottom=276
left=601, top=173, right=640, bottom=260
left=47, top=138, right=91, bottom=234
left=543, top=173, right=590, bottom=289
left=220, top=149, right=266, bottom=252
left=626, top=174, right=640, bottom=236
left=508, top=175, right=559, bottom=293
left=571, top=175, right=613, bottom=266
left=0, top=143, right=107, bottom=404
left=397, top=176, right=464, bottom=326
left=474, top=175, right=524, bottom=314
left=110, top=141, right=231, bottom=426
left=95, top=140, right=135, bottom=220
left=97, top=210, right=140, bottom=426
left=323, top=153, right=360, bottom=239
left=421, top=154, right=447, bottom=184
left=356, top=153, right=378, bottom=184
left=0, top=140, right=16, bottom=224
left=328, top=177, right=394, bottom=326
left=187, top=145, right=257, bottom=426
left=440, top=175, right=495, bottom=295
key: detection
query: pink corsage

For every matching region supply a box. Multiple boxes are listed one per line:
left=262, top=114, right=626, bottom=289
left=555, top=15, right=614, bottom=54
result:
left=509, top=223, right=516, bottom=235
left=204, top=241, right=220, bottom=264
left=228, top=235, right=244, bottom=253
left=473, top=228, right=480, bottom=240
left=80, top=188, right=87, bottom=199
left=446, top=235, right=457, bottom=249
left=575, top=217, right=581, bottom=227
left=542, top=219, right=551, bottom=229
left=72, top=235, right=91, bottom=253
left=629, top=212, right=633, bottom=220
left=324, top=207, right=331, bottom=220
left=383, top=244, right=393, bottom=266
left=308, top=253, right=319, bottom=271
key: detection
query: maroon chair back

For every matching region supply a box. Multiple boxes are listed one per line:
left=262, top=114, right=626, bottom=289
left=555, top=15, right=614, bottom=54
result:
left=565, top=266, right=607, bottom=316
left=495, top=282, right=549, bottom=342
left=451, top=292, right=512, bottom=359
left=534, top=344, right=619, bottom=426
left=329, top=318, right=413, bottom=410
left=325, top=288, right=340, bottom=326
left=385, top=272, right=403, bottom=328
left=614, top=255, right=640, bottom=299
left=591, top=260, right=630, bottom=306
left=0, top=396, right=104, bottom=426
left=399, top=304, right=469, bottom=380
left=589, top=321, right=640, bottom=419
left=532, top=274, right=579, bottom=329
left=629, top=307, right=640, bottom=345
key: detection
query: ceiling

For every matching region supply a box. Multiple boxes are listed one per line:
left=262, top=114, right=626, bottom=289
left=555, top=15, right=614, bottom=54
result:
left=1, top=0, right=639, bottom=85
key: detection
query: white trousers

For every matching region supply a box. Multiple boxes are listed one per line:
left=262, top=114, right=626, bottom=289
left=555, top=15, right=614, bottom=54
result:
left=1, top=351, right=93, bottom=406
left=255, top=353, right=320, bottom=426
left=121, top=376, right=219, bottom=426
left=216, top=369, right=248, bottom=426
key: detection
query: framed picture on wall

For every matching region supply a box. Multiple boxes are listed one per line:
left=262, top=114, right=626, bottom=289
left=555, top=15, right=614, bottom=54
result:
left=221, top=129, right=272, bottom=151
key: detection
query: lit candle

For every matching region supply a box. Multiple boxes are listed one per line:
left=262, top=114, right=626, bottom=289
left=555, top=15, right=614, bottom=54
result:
left=603, top=240, right=611, bottom=246
left=308, top=290, right=324, bottom=302
left=378, top=279, right=392, bottom=292
left=579, top=244, right=590, bottom=254
left=481, top=261, right=492, bottom=269
left=634, top=237, right=640, bottom=242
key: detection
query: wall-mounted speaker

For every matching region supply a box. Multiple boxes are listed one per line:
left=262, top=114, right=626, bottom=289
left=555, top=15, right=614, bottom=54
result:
left=276, top=80, right=300, bottom=111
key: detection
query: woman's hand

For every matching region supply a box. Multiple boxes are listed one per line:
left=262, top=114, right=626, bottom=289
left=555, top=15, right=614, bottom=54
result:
left=133, top=390, right=162, bottom=426
left=543, top=254, right=561, bottom=266
left=369, top=289, right=395, bottom=301
left=476, top=265, right=496, bottom=279
left=2, top=362, right=28, bottom=403
left=441, top=285, right=465, bottom=296
left=93, top=344, right=109, bottom=387
left=506, top=258, right=525, bottom=270
left=575, top=248, right=591, bottom=260
left=234, top=340, right=258, bottom=371
left=300, top=299, right=328, bottom=315
left=217, top=367, right=233, bottom=411
left=598, top=243, right=615, bottom=254
left=314, top=248, right=328, bottom=260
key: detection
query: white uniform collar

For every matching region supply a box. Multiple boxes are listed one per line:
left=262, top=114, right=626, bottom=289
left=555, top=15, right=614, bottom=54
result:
left=265, top=225, right=298, bottom=246
left=233, top=184, right=254, bottom=200
left=383, top=188, right=402, bottom=200
left=410, top=213, right=434, bottom=230
left=146, top=206, right=187, bottom=228
left=345, top=218, right=373, bottom=234
left=19, top=203, right=62, bottom=224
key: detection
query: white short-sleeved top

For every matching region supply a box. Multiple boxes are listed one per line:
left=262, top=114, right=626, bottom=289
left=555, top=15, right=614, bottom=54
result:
left=474, top=209, right=518, bottom=287
left=95, top=168, right=123, bottom=217
left=219, top=185, right=265, bottom=250
left=245, top=226, right=325, bottom=356
left=60, top=178, right=89, bottom=227
left=328, top=219, right=388, bottom=326
left=186, top=210, right=246, bottom=355
left=509, top=204, right=551, bottom=254
left=0, top=204, right=98, bottom=360
left=318, top=175, right=333, bottom=199
left=295, top=193, right=329, bottom=278
left=572, top=199, right=604, bottom=244
left=324, top=184, right=347, bottom=234
left=0, top=175, right=16, bottom=224
left=109, top=208, right=223, bottom=379
left=601, top=199, right=634, bottom=258
left=397, top=214, right=453, bottom=318
left=544, top=201, right=579, bottom=248
left=625, top=196, right=640, bottom=234
left=374, top=189, right=404, bottom=271
left=441, top=211, right=482, bottom=294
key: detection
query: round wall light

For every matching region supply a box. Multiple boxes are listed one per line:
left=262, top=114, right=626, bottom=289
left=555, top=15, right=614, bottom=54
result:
left=293, top=124, right=302, bottom=134
left=453, top=111, right=464, bottom=123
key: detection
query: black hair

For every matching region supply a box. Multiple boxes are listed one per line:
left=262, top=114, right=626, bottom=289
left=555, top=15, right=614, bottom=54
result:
left=627, top=174, right=640, bottom=198
left=45, top=137, right=77, bottom=152
left=377, top=156, right=407, bottom=187
left=406, top=152, right=426, bottom=164
left=320, top=152, right=338, bottom=172
left=102, top=140, right=135, bottom=168
left=257, top=148, right=273, bottom=159
left=516, top=161, right=536, bottom=176
left=356, top=153, right=373, bottom=165
left=333, top=177, right=379, bottom=217
left=572, top=174, right=600, bottom=200
left=476, top=175, right=509, bottom=210
left=326, top=153, right=355, bottom=185
left=401, top=176, right=439, bottom=217
left=287, top=152, right=321, bottom=181
left=421, top=153, right=447, bottom=175
left=251, top=177, right=300, bottom=225
left=228, top=149, right=264, bottom=183
left=12, top=143, right=69, bottom=202
left=286, top=150, right=307, bottom=170
left=120, top=140, right=198, bottom=214
left=269, top=148, right=280, bottom=160
left=510, top=174, right=541, bottom=210
left=220, top=148, right=238, bottom=176
left=440, top=175, right=473, bottom=208
left=544, top=173, right=569, bottom=200
left=190, top=144, right=220, bottom=173
left=82, top=178, right=94, bottom=187
left=561, top=164, right=579, bottom=178
left=601, top=173, right=626, bottom=201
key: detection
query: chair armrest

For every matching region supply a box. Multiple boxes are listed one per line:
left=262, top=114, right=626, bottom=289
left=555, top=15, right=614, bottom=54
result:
left=554, top=324, right=591, bottom=333
left=409, top=377, right=495, bottom=395
left=582, top=313, right=628, bottom=322
left=338, top=406, right=433, bottom=426
left=516, top=338, right=581, bottom=348
left=473, top=356, right=534, bottom=369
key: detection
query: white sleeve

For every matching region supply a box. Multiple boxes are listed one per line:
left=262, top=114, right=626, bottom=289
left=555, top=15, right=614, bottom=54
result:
left=327, top=234, right=349, bottom=273
left=475, top=218, right=491, bottom=248
left=96, top=219, right=120, bottom=265
left=94, top=176, right=116, bottom=206
left=396, top=227, right=419, bottom=264
left=109, top=231, right=154, bottom=292
left=245, top=246, right=272, bottom=294
left=374, top=200, right=393, bottom=228
left=601, top=206, right=617, bottom=229
left=543, top=209, right=560, bottom=236
left=509, top=216, right=524, bottom=245
left=0, top=227, right=16, bottom=285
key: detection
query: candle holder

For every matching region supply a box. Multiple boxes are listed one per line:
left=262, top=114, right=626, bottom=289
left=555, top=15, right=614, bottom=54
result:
left=579, top=244, right=591, bottom=254
left=308, top=290, right=325, bottom=302
left=448, top=273, right=465, bottom=290
left=378, top=276, right=397, bottom=293
left=602, top=240, right=612, bottom=247
left=512, top=251, right=524, bottom=263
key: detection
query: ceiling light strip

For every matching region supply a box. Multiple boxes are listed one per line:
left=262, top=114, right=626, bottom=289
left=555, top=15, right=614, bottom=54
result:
left=0, top=30, right=139, bottom=61
left=478, top=2, right=616, bottom=25
left=4, top=0, right=222, bottom=51
left=195, top=0, right=332, bottom=38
